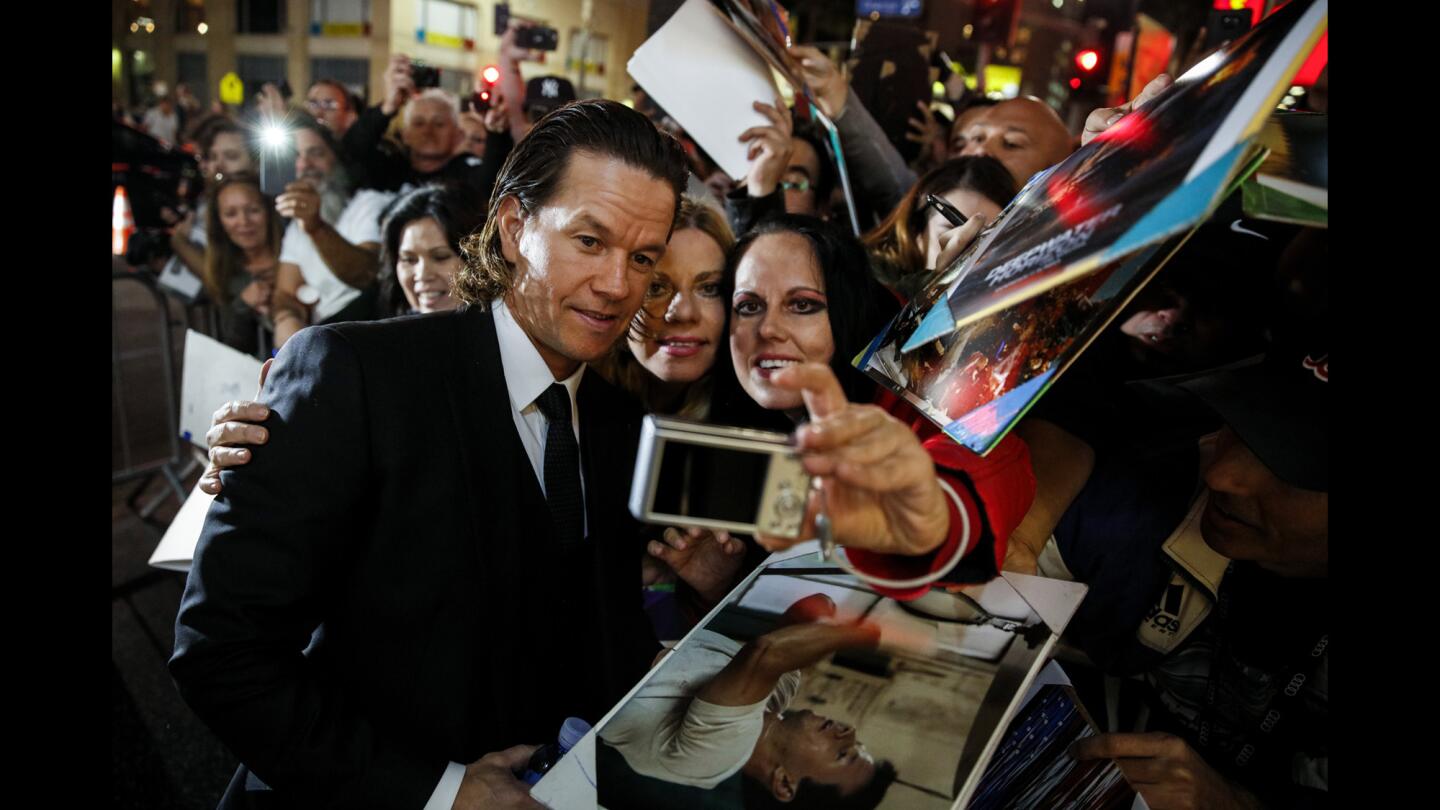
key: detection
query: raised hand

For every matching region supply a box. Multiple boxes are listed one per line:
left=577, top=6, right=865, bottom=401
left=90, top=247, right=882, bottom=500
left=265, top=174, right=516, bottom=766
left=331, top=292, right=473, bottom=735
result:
left=1081, top=73, right=1172, bottom=146
left=647, top=526, right=748, bottom=605
left=198, top=358, right=273, bottom=495
left=756, top=363, right=950, bottom=558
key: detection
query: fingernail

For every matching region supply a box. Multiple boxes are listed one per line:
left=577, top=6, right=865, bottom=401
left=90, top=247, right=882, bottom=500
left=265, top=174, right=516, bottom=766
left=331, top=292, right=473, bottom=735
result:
left=238, top=450, right=249, bottom=459
left=1106, top=112, right=1123, bottom=126
left=254, top=429, right=268, bottom=442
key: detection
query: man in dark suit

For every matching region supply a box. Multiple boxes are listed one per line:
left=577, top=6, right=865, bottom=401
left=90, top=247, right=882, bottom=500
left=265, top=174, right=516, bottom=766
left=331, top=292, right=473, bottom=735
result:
left=171, top=100, right=692, bottom=809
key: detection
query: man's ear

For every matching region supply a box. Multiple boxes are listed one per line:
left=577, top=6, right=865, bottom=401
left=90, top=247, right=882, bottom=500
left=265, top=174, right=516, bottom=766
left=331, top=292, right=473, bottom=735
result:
left=770, top=765, right=798, bottom=803
left=496, top=196, right=525, bottom=265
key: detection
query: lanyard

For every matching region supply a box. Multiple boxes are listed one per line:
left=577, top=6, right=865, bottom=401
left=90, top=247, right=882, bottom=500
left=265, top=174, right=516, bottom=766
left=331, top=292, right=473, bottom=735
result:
left=1196, top=564, right=1328, bottom=771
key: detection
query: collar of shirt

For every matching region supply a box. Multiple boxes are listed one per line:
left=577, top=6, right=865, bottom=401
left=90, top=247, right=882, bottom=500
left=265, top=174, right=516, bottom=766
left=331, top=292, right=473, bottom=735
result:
left=491, top=297, right=584, bottom=429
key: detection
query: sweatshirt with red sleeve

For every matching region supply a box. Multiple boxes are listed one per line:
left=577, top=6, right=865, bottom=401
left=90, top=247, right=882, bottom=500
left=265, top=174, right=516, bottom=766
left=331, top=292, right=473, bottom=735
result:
left=844, top=390, right=1037, bottom=600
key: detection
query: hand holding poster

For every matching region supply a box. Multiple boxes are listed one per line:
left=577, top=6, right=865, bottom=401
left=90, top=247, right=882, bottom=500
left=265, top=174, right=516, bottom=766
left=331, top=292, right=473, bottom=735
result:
left=858, top=0, right=1326, bottom=454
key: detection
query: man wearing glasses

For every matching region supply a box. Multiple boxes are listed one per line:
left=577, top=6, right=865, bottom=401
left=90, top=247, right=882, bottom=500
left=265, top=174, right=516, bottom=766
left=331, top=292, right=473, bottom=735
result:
left=305, top=79, right=359, bottom=138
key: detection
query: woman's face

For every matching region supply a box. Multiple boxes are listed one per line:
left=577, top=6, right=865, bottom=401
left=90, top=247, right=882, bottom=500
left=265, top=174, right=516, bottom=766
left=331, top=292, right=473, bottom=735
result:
left=208, top=131, right=255, bottom=179
left=217, top=184, right=267, bottom=252
left=627, top=227, right=727, bottom=383
left=396, top=217, right=463, bottom=313
left=920, top=187, right=1003, bottom=269
left=730, top=231, right=834, bottom=411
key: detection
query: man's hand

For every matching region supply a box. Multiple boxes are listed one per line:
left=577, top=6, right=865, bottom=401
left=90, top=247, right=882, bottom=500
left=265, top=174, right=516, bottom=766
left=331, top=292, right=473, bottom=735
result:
left=452, top=745, right=546, bottom=810
left=906, top=100, right=945, bottom=163
left=1081, top=73, right=1172, bottom=146
left=500, top=20, right=545, bottom=65
left=170, top=209, right=197, bottom=247
left=484, top=95, right=510, bottom=133
left=199, top=359, right=272, bottom=496
left=275, top=181, right=323, bottom=233
left=1071, top=732, right=1266, bottom=810
left=256, top=82, right=287, bottom=118
left=788, top=45, right=848, bottom=119
left=757, top=363, right=950, bottom=557
left=738, top=97, right=794, bottom=198
left=647, top=527, right=748, bottom=605
left=381, top=53, right=415, bottom=116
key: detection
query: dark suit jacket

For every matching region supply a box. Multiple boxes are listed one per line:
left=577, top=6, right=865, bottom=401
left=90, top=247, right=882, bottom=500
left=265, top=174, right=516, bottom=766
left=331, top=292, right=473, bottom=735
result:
left=171, top=305, right=658, bottom=808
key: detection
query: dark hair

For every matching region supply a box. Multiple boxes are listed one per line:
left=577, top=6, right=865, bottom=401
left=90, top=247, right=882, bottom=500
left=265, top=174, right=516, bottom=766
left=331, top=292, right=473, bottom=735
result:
left=862, top=155, right=1017, bottom=296
left=376, top=185, right=486, bottom=316
left=198, top=119, right=256, bottom=164
left=741, top=760, right=899, bottom=810
left=710, top=214, right=899, bottom=429
left=790, top=122, right=836, bottom=205
left=454, top=99, right=691, bottom=304
left=289, top=114, right=342, bottom=159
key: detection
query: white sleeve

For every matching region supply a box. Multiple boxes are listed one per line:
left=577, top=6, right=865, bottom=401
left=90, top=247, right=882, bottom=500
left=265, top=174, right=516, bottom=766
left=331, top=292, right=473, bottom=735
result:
left=649, top=696, right=769, bottom=787
left=346, top=190, right=394, bottom=245
left=278, top=221, right=302, bottom=264
left=421, top=761, right=466, bottom=810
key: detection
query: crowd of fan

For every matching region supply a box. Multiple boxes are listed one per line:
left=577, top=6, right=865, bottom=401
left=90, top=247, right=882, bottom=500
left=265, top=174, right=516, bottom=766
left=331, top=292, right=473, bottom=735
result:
left=133, top=21, right=1328, bottom=810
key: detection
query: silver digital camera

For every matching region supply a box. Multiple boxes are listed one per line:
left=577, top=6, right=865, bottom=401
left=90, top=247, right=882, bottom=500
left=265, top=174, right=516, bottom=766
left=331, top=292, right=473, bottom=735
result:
left=629, top=415, right=813, bottom=539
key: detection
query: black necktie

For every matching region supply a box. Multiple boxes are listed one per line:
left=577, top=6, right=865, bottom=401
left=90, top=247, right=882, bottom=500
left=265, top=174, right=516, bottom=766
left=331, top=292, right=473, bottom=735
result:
left=536, top=383, right=584, bottom=551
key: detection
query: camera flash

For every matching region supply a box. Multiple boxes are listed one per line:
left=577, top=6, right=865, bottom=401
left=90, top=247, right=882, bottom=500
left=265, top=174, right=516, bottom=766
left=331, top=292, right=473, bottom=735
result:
left=261, top=125, right=289, bottom=149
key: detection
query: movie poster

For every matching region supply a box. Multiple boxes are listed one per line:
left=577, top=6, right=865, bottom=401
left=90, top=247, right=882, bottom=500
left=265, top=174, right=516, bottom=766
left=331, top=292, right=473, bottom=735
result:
left=899, top=0, right=1327, bottom=347
left=589, top=550, right=1085, bottom=809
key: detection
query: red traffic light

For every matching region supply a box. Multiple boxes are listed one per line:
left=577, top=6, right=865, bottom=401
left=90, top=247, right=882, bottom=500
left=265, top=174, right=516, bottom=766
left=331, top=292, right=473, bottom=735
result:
left=1075, top=49, right=1100, bottom=73
left=482, top=65, right=500, bottom=84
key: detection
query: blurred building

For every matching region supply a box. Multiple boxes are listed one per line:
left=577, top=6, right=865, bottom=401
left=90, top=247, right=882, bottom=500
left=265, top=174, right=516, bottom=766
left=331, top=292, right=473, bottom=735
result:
left=112, top=0, right=653, bottom=112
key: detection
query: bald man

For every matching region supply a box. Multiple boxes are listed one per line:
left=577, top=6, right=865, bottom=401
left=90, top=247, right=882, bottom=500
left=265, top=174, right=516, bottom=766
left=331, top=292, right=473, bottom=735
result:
left=951, top=97, right=1075, bottom=188
left=789, top=44, right=1076, bottom=222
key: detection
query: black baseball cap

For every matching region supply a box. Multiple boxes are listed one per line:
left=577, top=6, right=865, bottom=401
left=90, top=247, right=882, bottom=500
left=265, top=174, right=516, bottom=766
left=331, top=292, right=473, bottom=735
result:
left=1139, top=323, right=1327, bottom=491
left=524, top=75, right=578, bottom=112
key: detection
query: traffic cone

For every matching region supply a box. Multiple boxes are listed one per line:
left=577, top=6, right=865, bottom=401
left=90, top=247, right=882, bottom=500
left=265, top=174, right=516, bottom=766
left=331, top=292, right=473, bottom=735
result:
left=113, top=185, right=135, bottom=256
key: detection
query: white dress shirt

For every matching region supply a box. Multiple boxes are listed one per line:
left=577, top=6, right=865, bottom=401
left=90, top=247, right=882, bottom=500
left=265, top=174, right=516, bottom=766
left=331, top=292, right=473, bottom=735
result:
left=424, top=298, right=587, bottom=810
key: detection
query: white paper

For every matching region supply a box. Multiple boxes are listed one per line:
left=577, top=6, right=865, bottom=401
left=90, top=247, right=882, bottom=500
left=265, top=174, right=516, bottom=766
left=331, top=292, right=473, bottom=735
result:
left=158, top=256, right=204, bottom=301
left=148, top=480, right=215, bottom=572
left=179, top=329, right=264, bottom=449
left=627, top=0, right=779, bottom=180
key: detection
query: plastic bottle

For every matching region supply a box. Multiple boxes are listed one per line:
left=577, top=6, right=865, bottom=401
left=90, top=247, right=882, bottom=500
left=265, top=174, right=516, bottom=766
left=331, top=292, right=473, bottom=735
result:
left=521, top=716, right=591, bottom=786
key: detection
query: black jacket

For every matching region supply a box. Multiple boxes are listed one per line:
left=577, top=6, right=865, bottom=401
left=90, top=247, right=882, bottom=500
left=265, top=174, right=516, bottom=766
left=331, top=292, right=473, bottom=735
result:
left=342, top=104, right=513, bottom=206
left=171, top=305, right=658, bottom=808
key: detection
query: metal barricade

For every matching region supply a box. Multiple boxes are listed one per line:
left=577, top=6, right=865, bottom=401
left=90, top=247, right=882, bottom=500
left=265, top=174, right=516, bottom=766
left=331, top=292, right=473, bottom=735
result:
left=112, top=269, right=199, bottom=518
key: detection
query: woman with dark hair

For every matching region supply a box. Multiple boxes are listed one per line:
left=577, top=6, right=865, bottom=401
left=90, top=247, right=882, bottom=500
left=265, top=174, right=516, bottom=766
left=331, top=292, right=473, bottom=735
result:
left=375, top=185, right=485, bottom=317
left=690, top=213, right=1036, bottom=610
left=862, top=155, right=1017, bottom=299
left=711, top=214, right=899, bottom=432
left=200, top=172, right=284, bottom=355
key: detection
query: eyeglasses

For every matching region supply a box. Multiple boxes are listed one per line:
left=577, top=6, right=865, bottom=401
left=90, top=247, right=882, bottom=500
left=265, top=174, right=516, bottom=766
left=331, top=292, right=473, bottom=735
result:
left=305, top=98, right=341, bottom=112
left=779, top=179, right=810, bottom=193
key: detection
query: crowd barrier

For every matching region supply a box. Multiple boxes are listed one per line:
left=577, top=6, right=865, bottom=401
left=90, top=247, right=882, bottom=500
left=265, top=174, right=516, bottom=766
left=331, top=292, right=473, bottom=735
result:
left=112, top=268, right=201, bottom=521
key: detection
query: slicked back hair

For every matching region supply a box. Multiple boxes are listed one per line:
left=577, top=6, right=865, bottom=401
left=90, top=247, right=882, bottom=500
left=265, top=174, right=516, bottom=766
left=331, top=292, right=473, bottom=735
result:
left=454, top=99, right=690, bottom=305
